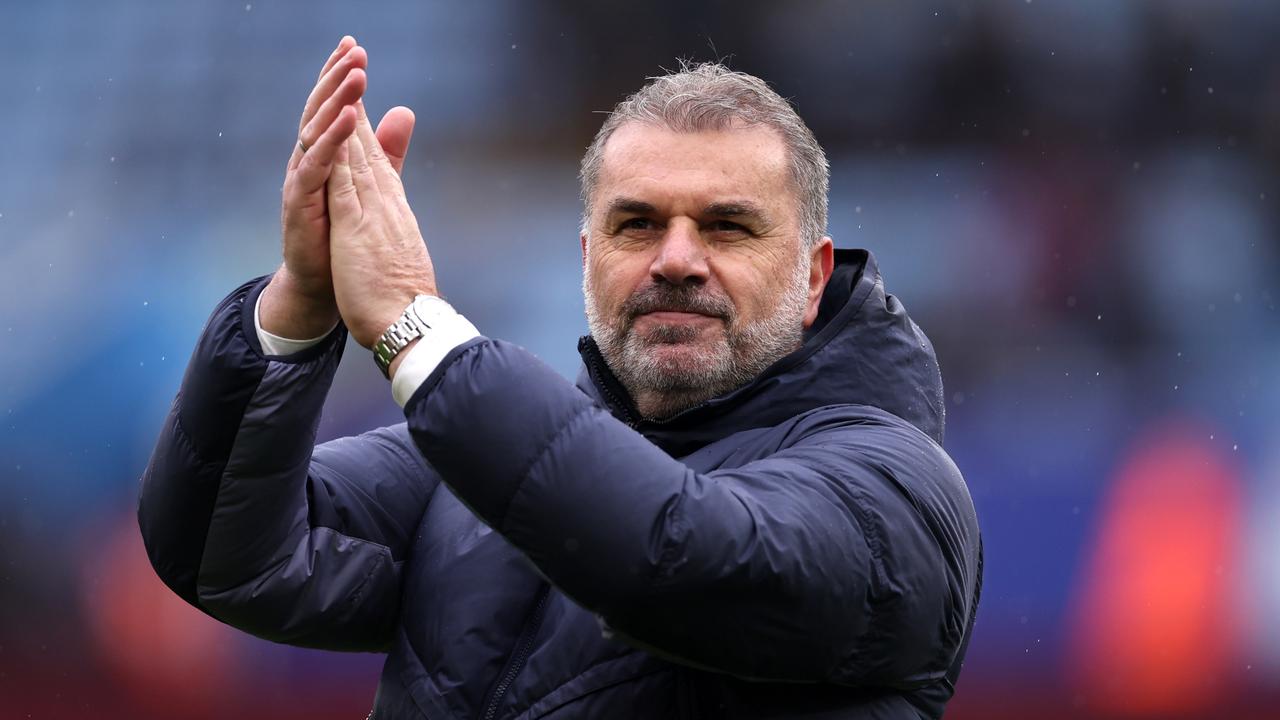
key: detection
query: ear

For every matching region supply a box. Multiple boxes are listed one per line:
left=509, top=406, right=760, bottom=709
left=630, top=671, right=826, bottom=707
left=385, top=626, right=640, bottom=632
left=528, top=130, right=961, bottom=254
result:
left=802, top=237, right=835, bottom=329
left=580, top=231, right=589, bottom=268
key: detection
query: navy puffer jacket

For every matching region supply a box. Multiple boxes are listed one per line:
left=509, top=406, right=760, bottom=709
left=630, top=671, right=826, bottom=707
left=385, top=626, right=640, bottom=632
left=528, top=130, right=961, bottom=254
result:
left=139, top=249, right=982, bottom=719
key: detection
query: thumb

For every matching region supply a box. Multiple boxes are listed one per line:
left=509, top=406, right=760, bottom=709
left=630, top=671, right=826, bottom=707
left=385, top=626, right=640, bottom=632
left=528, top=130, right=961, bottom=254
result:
left=375, top=106, right=416, bottom=176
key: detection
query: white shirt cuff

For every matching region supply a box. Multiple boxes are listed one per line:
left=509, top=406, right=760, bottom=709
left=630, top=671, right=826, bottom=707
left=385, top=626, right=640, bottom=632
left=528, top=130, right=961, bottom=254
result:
left=254, top=290, right=338, bottom=356
left=390, top=296, right=481, bottom=408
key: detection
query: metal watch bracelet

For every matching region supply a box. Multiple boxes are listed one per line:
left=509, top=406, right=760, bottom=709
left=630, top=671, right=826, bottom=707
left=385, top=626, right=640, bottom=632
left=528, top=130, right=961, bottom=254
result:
left=372, top=298, right=432, bottom=378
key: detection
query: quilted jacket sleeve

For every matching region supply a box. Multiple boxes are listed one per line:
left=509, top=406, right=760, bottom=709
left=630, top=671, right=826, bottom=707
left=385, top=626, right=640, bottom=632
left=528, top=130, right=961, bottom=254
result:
left=138, top=276, right=438, bottom=651
left=404, top=338, right=981, bottom=687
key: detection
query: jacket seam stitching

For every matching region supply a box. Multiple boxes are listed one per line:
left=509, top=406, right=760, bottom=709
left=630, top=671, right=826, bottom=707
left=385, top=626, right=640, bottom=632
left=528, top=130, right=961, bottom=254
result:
left=172, top=408, right=218, bottom=471
left=503, top=406, right=593, bottom=533
left=343, top=543, right=387, bottom=616
left=833, top=481, right=895, bottom=681
left=197, top=364, right=270, bottom=595
left=197, top=527, right=395, bottom=599
left=513, top=665, right=668, bottom=720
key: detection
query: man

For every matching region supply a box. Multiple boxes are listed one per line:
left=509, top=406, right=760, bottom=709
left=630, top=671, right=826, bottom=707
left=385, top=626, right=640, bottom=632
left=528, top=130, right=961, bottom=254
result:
left=139, top=36, right=982, bottom=719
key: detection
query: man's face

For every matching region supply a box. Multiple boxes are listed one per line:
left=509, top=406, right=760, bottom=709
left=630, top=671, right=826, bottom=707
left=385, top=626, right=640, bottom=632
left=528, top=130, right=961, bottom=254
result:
left=582, top=122, right=830, bottom=419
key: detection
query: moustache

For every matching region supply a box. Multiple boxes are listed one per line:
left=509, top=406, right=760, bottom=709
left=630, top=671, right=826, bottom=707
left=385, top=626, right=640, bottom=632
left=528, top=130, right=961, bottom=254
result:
left=620, top=283, right=734, bottom=323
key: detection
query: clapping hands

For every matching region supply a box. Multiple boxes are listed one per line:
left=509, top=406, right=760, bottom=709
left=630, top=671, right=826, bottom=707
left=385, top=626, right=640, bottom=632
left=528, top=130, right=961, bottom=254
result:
left=260, top=36, right=437, bottom=354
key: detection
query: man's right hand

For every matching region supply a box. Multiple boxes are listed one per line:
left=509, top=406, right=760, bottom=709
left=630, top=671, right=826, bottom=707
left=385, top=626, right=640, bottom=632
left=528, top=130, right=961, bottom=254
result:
left=259, top=37, right=418, bottom=342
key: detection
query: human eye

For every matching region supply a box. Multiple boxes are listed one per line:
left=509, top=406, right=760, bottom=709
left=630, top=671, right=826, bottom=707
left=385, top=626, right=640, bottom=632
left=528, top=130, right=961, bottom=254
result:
left=706, top=219, right=749, bottom=235
left=616, top=217, right=656, bottom=232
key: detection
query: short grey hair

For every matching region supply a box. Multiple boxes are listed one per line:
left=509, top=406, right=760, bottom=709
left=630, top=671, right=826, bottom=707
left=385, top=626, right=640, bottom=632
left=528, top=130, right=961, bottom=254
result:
left=579, top=61, right=829, bottom=247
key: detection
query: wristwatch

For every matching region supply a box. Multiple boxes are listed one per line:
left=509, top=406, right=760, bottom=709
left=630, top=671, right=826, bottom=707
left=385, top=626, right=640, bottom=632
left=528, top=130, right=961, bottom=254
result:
left=372, top=295, right=437, bottom=378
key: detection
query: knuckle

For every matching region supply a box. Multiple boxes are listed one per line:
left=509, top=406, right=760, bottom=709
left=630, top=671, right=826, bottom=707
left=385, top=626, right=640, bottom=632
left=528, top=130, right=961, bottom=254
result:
left=286, top=163, right=313, bottom=187
left=331, top=183, right=359, bottom=200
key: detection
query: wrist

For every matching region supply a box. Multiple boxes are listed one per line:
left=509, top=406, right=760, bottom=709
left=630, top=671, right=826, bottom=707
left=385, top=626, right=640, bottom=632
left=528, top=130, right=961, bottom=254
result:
left=386, top=338, right=420, bottom=380
left=261, top=268, right=340, bottom=340
left=352, top=281, right=438, bottom=348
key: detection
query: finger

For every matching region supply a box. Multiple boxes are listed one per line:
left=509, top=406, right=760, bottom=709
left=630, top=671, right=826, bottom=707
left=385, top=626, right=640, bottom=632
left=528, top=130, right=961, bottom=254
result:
left=317, top=36, right=356, bottom=83
left=353, top=102, right=405, bottom=201
left=298, top=68, right=366, bottom=159
left=300, top=44, right=368, bottom=134
left=345, top=131, right=379, bottom=213
left=375, top=106, right=416, bottom=176
left=288, top=45, right=368, bottom=170
left=293, top=105, right=358, bottom=196
left=327, top=137, right=359, bottom=219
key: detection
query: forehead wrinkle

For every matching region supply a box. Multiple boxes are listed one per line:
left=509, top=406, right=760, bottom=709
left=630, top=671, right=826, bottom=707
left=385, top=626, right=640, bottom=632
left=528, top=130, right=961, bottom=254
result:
left=592, top=124, right=797, bottom=228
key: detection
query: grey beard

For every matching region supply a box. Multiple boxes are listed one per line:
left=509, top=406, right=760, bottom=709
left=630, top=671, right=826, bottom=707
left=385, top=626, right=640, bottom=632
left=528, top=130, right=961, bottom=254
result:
left=584, top=258, right=812, bottom=420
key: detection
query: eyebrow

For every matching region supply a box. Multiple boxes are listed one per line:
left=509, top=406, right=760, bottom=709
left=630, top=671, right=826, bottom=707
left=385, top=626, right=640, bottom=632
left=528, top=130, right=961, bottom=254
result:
left=603, top=197, right=771, bottom=223
left=605, top=198, right=657, bottom=216
left=702, top=201, right=769, bottom=223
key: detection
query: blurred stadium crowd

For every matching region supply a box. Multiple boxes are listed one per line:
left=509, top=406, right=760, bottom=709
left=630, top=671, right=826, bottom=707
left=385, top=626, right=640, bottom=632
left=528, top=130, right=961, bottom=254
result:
left=1, top=1, right=1277, bottom=718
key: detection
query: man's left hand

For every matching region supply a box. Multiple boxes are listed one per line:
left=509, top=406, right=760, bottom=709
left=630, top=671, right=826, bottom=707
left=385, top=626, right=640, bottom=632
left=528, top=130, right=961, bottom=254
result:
left=328, top=101, right=438, bottom=349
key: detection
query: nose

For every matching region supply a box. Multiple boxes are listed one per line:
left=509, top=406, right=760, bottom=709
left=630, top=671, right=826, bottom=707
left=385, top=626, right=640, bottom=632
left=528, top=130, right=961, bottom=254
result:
left=649, top=218, right=710, bottom=286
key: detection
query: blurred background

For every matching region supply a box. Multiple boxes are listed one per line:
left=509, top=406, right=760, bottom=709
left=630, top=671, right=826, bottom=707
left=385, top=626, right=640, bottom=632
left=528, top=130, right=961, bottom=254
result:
left=1, top=1, right=1277, bottom=718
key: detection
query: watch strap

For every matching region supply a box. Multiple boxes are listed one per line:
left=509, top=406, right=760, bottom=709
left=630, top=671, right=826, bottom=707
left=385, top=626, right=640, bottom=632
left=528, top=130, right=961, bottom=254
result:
left=373, top=298, right=432, bottom=378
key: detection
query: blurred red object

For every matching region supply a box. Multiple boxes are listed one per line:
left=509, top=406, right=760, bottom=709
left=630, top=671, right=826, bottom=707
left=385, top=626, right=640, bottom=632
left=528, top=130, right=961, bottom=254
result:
left=1067, top=419, right=1242, bottom=717
left=79, top=512, right=238, bottom=718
